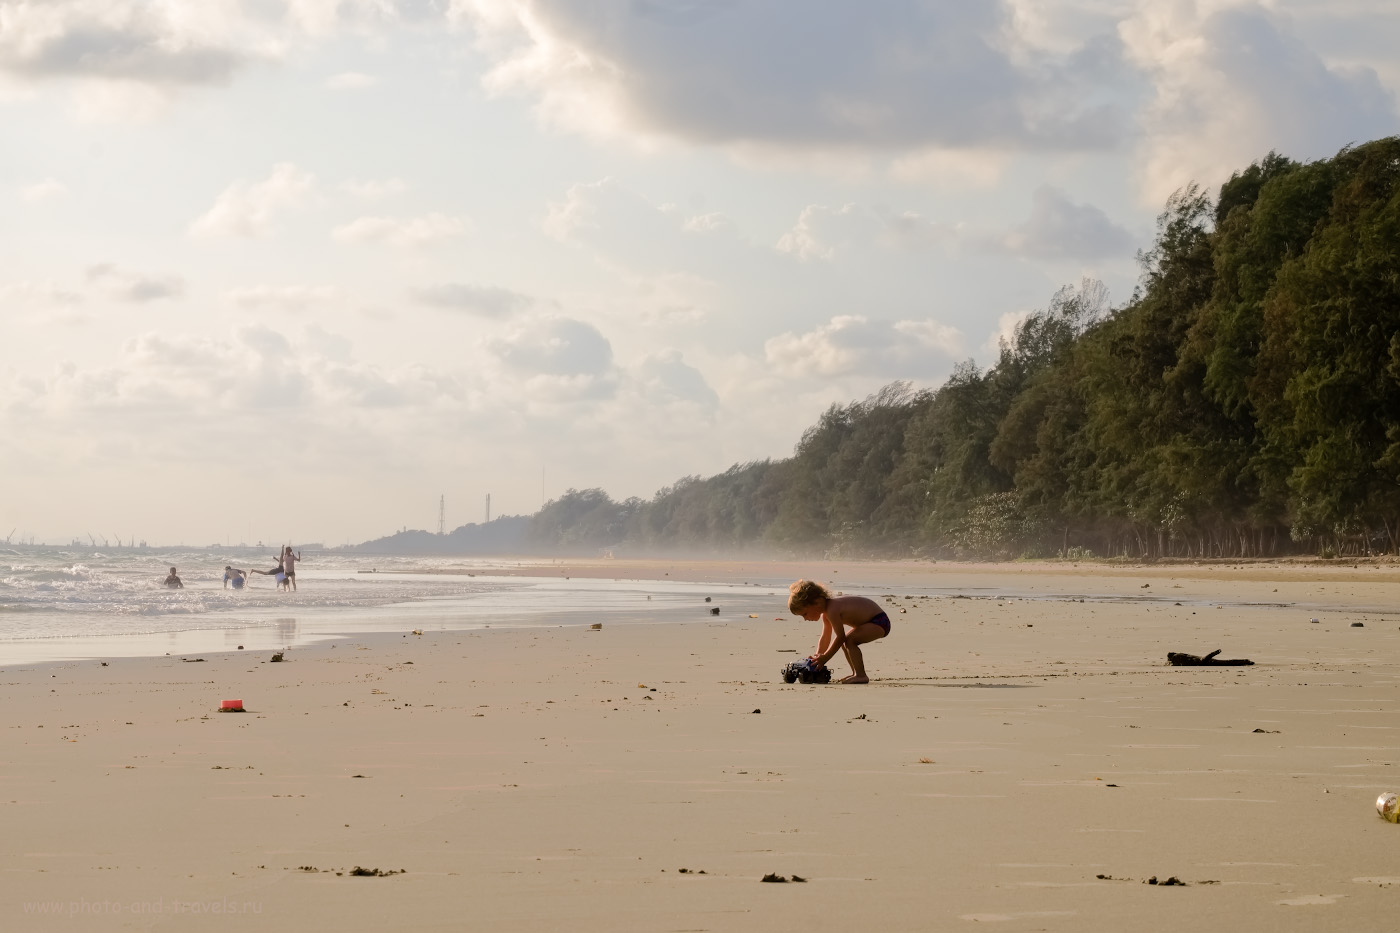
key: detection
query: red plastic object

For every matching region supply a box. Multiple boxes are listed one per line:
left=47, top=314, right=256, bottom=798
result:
left=220, top=699, right=244, bottom=711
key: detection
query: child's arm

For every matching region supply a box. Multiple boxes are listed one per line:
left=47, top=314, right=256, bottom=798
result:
left=813, top=615, right=845, bottom=667
left=812, top=615, right=833, bottom=661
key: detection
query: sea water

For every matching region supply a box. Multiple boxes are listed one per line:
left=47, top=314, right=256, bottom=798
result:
left=0, top=547, right=778, bottom=665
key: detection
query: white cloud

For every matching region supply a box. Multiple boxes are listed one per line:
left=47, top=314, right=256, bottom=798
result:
left=1121, top=0, right=1399, bottom=203
left=893, top=319, right=965, bottom=355
left=682, top=212, right=733, bottom=234
left=0, top=280, right=83, bottom=307
left=453, top=0, right=1131, bottom=152
left=85, top=263, right=185, bottom=302
left=543, top=178, right=751, bottom=280
left=281, top=0, right=418, bottom=37
left=538, top=181, right=1021, bottom=365
left=4, top=266, right=185, bottom=313
left=490, top=315, right=613, bottom=377
left=0, top=1, right=252, bottom=86
left=776, top=204, right=862, bottom=263
left=301, top=323, right=353, bottom=362
left=772, top=190, right=1133, bottom=267
left=342, top=177, right=407, bottom=199
left=12, top=325, right=463, bottom=430
left=325, top=71, right=377, bottom=90
left=0, top=0, right=433, bottom=112
left=3, top=317, right=703, bottom=462
left=632, top=349, right=718, bottom=410
left=764, top=316, right=872, bottom=377
left=990, top=185, right=1134, bottom=259
left=639, top=303, right=706, bottom=326
left=413, top=282, right=531, bottom=317
left=542, top=178, right=613, bottom=242
left=1, top=313, right=735, bottom=515
left=778, top=202, right=961, bottom=262
left=888, top=148, right=1015, bottom=188
left=627, top=272, right=717, bottom=326
left=986, top=308, right=1034, bottom=356
left=68, top=78, right=178, bottom=123
left=188, top=162, right=316, bottom=239
left=765, top=315, right=964, bottom=379
left=883, top=211, right=958, bottom=250
left=18, top=178, right=68, bottom=202
left=332, top=212, right=467, bottom=247
left=224, top=285, right=338, bottom=310
left=453, top=1, right=1399, bottom=203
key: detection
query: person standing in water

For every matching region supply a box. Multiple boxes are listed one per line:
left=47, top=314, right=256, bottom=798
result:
left=281, top=545, right=301, bottom=591
left=163, top=567, right=184, bottom=589
left=787, top=579, right=889, bottom=684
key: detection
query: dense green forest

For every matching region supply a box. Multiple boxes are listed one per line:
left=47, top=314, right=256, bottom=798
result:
left=531, top=139, right=1400, bottom=560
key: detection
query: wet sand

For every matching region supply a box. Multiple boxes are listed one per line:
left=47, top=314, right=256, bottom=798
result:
left=3, top=559, right=1399, bottom=931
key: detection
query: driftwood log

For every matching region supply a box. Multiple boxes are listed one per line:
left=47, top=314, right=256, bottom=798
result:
left=1167, top=649, right=1253, bottom=667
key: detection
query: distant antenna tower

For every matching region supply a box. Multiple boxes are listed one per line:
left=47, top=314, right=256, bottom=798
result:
left=486, top=493, right=491, bottom=524
left=438, top=495, right=445, bottom=535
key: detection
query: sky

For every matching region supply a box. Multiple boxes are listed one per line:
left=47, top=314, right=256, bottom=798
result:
left=1, top=0, right=1396, bottom=548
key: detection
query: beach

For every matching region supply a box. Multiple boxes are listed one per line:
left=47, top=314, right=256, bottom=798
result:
left=4, top=558, right=1400, bottom=931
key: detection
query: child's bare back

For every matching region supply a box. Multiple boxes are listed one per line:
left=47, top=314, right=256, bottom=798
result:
left=824, top=594, right=885, bottom=628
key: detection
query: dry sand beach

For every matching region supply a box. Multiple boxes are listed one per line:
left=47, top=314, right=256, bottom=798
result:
left=4, top=559, right=1400, bottom=931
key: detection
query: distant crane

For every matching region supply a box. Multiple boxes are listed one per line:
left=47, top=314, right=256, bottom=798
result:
left=3, top=527, right=13, bottom=545
left=486, top=493, right=491, bottom=524
left=87, top=533, right=96, bottom=547
left=438, top=495, right=446, bottom=535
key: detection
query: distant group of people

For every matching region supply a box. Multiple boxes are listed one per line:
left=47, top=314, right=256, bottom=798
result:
left=162, top=546, right=302, bottom=591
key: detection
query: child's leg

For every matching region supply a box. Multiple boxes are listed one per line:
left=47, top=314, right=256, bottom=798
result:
left=839, top=623, right=886, bottom=684
left=840, top=641, right=866, bottom=681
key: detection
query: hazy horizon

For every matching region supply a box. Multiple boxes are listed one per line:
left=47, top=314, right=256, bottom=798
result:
left=3, top=1, right=1396, bottom=547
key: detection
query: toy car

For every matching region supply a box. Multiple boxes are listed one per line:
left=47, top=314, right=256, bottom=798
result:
left=781, top=658, right=832, bottom=684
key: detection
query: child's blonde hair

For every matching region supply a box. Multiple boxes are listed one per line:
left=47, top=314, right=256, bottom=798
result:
left=788, top=579, right=831, bottom=614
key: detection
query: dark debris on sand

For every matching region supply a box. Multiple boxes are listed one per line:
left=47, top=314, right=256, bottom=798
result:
left=1166, top=649, right=1252, bottom=667
left=1099, top=873, right=1189, bottom=886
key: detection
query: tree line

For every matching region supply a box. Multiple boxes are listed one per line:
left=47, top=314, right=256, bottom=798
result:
left=531, top=138, right=1400, bottom=560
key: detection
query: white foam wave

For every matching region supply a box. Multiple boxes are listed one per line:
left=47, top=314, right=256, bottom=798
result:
left=0, top=548, right=513, bottom=642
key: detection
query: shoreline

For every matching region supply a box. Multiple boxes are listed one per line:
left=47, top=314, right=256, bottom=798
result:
left=7, top=559, right=1400, bottom=669
left=6, top=558, right=1400, bottom=669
